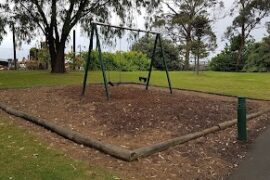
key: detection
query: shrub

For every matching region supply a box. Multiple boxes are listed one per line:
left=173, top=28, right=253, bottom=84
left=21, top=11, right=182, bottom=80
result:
left=209, top=51, right=237, bottom=71
left=26, top=61, right=39, bottom=70
left=81, top=50, right=150, bottom=71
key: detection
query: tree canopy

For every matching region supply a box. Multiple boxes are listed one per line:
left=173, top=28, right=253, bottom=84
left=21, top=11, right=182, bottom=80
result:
left=0, top=7, right=7, bottom=43
left=209, top=35, right=270, bottom=72
left=1, top=0, right=270, bottom=73
left=0, top=0, right=160, bottom=73
left=153, top=0, right=222, bottom=70
left=131, top=35, right=182, bottom=71
left=209, top=41, right=251, bottom=72
left=244, top=36, right=270, bottom=72
left=226, top=0, right=270, bottom=70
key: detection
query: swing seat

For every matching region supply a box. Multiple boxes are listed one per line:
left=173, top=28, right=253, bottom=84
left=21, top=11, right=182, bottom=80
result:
left=108, top=81, right=115, bottom=87
left=139, top=77, right=148, bottom=83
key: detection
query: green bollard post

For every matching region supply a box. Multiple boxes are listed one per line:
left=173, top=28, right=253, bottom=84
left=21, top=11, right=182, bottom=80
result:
left=237, top=97, right=247, bottom=141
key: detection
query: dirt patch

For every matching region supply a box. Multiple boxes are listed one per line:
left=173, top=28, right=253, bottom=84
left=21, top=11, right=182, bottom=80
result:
left=0, top=85, right=270, bottom=179
left=0, top=106, right=269, bottom=179
left=0, top=85, right=267, bottom=149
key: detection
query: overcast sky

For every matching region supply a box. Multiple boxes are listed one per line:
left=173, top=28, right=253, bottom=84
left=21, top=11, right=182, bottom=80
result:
left=0, top=0, right=268, bottom=60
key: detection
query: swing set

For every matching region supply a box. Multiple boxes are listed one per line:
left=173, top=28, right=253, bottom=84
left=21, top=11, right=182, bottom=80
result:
left=82, top=21, right=173, bottom=100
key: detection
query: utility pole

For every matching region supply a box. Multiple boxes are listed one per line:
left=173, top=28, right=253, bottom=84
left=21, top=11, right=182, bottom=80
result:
left=12, top=24, right=17, bottom=70
left=73, top=30, right=76, bottom=70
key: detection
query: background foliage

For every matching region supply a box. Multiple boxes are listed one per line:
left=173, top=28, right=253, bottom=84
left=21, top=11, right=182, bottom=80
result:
left=81, top=50, right=150, bottom=71
left=210, top=37, right=254, bottom=72
left=244, top=37, right=270, bottom=72
left=131, top=35, right=182, bottom=71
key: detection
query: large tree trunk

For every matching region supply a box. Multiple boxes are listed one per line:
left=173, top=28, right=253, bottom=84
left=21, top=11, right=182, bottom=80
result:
left=51, top=46, right=66, bottom=73
left=48, top=36, right=66, bottom=73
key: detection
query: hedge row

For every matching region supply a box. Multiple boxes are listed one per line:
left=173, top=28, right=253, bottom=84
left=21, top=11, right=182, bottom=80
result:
left=81, top=50, right=150, bottom=71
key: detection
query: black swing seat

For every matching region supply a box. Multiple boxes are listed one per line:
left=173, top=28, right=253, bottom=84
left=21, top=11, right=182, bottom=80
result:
left=108, top=81, right=115, bottom=87
left=139, top=77, right=148, bottom=83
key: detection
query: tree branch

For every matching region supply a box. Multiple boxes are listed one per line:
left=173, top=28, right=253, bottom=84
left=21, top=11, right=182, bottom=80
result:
left=19, top=2, right=46, bottom=35
left=32, top=0, right=49, bottom=28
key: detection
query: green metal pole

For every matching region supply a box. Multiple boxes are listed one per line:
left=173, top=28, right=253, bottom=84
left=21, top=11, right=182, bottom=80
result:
left=146, top=34, right=159, bottom=90
left=82, top=25, right=95, bottom=96
left=237, top=97, right=247, bottom=141
left=158, top=35, right=173, bottom=94
left=95, top=26, right=110, bottom=100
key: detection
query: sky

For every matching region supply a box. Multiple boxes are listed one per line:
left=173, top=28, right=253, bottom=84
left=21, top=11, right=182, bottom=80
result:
left=0, top=0, right=268, bottom=61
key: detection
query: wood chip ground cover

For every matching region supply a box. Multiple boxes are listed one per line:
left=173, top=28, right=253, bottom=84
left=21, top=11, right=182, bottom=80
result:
left=0, top=85, right=267, bottom=149
left=0, top=85, right=269, bottom=179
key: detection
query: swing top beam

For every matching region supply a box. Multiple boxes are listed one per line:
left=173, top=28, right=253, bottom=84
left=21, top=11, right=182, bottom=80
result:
left=91, top=21, right=160, bottom=35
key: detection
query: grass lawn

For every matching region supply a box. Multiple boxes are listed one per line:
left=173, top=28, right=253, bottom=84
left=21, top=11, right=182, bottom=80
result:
left=0, top=117, right=116, bottom=180
left=1, top=70, right=270, bottom=100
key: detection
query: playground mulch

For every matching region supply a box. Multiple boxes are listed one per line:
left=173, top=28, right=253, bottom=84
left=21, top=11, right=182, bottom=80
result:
left=0, top=84, right=270, bottom=179
left=0, top=84, right=267, bottom=149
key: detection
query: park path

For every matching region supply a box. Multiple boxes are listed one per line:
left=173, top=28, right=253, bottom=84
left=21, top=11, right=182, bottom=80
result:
left=229, top=126, right=270, bottom=180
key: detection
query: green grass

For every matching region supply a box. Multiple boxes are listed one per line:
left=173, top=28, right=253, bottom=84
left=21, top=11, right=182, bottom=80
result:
left=1, top=70, right=270, bottom=100
left=0, top=118, right=116, bottom=179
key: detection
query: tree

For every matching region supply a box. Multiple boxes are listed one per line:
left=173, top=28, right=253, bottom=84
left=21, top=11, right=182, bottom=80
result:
left=226, top=0, right=270, bottom=71
left=267, top=22, right=270, bottom=35
left=244, top=36, right=270, bottom=72
left=0, top=11, right=7, bottom=43
left=190, top=15, right=216, bottom=75
left=1, top=0, right=160, bottom=73
left=153, top=0, right=222, bottom=70
left=210, top=37, right=254, bottom=71
left=131, top=35, right=182, bottom=70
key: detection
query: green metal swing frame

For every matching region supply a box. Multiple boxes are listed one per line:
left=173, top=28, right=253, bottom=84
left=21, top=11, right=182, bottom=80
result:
left=82, top=22, right=173, bottom=100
